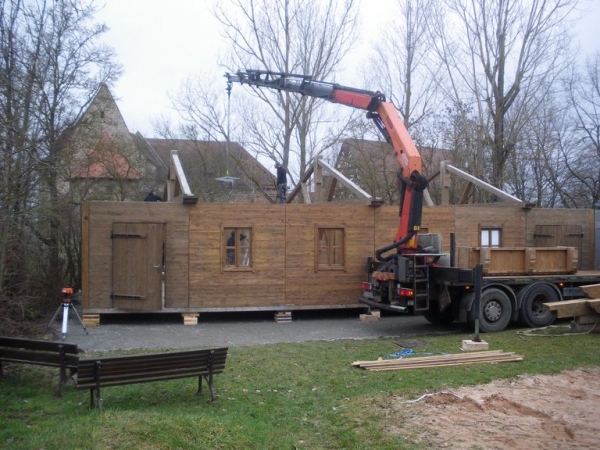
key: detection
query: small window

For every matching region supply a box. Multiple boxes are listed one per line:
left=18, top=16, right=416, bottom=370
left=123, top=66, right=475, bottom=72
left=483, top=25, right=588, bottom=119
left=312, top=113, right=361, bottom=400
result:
left=224, top=228, right=251, bottom=269
left=100, top=110, right=105, bottom=119
left=317, top=228, right=345, bottom=270
left=481, top=228, right=501, bottom=247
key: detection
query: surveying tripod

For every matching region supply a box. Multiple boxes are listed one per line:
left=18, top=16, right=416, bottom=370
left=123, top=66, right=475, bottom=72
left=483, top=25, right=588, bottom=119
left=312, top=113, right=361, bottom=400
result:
left=46, top=287, right=88, bottom=340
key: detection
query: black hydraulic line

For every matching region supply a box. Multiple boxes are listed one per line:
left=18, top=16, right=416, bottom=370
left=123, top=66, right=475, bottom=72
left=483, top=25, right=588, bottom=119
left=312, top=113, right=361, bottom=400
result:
left=375, top=231, right=415, bottom=262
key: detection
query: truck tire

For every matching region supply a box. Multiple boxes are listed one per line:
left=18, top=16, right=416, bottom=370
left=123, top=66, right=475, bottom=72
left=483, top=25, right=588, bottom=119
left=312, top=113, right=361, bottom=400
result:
left=518, top=283, right=558, bottom=328
left=469, top=288, right=512, bottom=332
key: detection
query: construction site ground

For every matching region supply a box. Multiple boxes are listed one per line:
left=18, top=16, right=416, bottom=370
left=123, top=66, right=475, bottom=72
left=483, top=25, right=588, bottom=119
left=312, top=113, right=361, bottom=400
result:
left=47, top=309, right=599, bottom=450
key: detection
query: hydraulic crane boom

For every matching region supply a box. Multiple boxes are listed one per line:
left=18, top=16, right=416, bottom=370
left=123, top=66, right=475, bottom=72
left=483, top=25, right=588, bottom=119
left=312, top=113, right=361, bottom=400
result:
left=226, top=69, right=427, bottom=254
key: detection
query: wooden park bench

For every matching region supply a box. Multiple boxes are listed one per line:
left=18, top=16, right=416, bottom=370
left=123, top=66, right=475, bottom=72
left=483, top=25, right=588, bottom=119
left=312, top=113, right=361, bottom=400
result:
left=76, top=347, right=228, bottom=411
left=0, top=336, right=79, bottom=397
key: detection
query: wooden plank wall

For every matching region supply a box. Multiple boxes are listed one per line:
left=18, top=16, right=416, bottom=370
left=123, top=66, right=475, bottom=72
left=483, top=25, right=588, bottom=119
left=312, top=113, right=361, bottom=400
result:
left=82, top=201, right=596, bottom=313
left=82, top=202, right=189, bottom=311
left=284, top=204, right=374, bottom=307
left=188, top=204, right=285, bottom=309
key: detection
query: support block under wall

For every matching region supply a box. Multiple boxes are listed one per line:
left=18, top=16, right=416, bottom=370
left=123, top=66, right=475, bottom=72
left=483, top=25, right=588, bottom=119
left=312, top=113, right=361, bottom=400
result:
left=182, top=313, right=199, bottom=325
left=83, top=315, right=100, bottom=327
left=461, top=339, right=490, bottom=352
left=274, top=311, right=292, bottom=323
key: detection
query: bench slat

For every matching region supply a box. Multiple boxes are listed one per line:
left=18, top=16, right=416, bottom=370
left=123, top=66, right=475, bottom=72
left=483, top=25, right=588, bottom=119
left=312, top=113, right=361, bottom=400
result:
left=77, top=352, right=226, bottom=371
left=76, top=367, right=222, bottom=388
left=77, top=362, right=227, bottom=380
left=0, top=348, right=78, bottom=368
left=77, top=348, right=227, bottom=365
left=0, top=337, right=78, bottom=354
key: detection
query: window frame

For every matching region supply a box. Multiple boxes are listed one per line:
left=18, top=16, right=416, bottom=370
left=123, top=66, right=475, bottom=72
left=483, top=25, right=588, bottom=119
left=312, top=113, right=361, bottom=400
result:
left=480, top=226, right=502, bottom=248
left=223, top=226, right=253, bottom=271
left=315, top=226, right=346, bottom=271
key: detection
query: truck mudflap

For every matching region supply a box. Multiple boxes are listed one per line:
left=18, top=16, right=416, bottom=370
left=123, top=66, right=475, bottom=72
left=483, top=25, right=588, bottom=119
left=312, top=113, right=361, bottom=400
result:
left=358, top=297, right=408, bottom=313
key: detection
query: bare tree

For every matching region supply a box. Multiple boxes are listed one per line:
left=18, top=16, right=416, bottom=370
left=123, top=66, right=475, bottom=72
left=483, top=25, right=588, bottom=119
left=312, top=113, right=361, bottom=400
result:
left=214, top=0, right=359, bottom=198
left=0, top=0, right=119, bottom=317
left=560, top=52, right=600, bottom=207
left=432, top=0, right=578, bottom=189
left=366, top=0, right=441, bottom=129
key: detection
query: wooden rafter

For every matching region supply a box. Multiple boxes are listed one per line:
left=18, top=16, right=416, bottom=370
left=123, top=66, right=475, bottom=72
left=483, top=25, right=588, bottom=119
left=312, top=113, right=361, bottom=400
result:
left=165, top=150, right=198, bottom=204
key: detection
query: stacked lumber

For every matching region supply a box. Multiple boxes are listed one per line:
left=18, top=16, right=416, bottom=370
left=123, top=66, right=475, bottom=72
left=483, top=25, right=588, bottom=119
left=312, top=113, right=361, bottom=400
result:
left=544, top=283, right=600, bottom=333
left=543, top=299, right=600, bottom=318
left=352, top=350, right=523, bottom=371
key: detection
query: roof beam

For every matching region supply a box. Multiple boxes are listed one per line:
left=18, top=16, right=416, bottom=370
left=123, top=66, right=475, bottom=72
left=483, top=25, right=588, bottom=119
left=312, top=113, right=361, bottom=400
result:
left=166, top=150, right=198, bottom=204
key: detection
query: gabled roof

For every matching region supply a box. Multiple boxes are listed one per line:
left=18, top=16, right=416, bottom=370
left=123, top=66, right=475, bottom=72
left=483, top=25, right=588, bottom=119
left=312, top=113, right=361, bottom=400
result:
left=145, top=138, right=275, bottom=187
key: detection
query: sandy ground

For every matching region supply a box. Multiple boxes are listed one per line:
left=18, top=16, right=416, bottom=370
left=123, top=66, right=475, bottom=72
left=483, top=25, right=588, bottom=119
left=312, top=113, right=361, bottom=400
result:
left=386, top=366, right=600, bottom=449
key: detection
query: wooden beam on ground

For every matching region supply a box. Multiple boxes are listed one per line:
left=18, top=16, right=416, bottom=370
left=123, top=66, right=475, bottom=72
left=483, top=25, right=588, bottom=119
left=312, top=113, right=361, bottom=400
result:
left=543, top=299, right=600, bottom=318
left=352, top=350, right=523, bottom=371
left=580, top=284, right=600, bottom=299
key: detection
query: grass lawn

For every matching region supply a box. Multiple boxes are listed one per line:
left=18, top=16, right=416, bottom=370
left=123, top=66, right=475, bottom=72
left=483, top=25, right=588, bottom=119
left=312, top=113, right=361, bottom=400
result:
left=1, top=325, right=598, bottom=449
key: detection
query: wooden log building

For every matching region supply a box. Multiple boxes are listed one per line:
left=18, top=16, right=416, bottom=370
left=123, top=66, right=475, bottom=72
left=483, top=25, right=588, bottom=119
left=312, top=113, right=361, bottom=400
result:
left=81, top=201, right=595, bottom=317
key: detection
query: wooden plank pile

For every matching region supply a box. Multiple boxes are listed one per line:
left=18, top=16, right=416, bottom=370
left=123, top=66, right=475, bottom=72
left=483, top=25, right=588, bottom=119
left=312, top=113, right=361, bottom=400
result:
left=544, top=284, right=600, bottom=333
left=352, top=350, right=523, bottom=371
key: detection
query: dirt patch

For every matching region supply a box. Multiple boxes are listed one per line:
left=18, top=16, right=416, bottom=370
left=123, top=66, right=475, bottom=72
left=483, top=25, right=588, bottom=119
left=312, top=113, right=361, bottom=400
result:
left=386, top=367, right=600, bottom=449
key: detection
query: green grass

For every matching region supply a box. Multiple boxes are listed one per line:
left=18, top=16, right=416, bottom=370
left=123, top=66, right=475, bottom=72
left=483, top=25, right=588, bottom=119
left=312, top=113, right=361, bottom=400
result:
left=1, top=326, right=598, bottom=449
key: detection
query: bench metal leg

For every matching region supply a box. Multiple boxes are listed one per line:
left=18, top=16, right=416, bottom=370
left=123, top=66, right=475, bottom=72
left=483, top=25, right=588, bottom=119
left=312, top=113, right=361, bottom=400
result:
left=55, top=346, right=77, bottom=397
left=89, top=387, right=103, bottom=411
left=203, top=375, right=217, bottom=403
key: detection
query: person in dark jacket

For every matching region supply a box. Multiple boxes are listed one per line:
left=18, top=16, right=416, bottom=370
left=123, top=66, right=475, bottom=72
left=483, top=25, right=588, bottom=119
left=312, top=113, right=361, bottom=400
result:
left=226, top=231, right=235, bottom=265
left=275, top=162, right=287, bottom=204
left=144, top=190, right=162, bottom=202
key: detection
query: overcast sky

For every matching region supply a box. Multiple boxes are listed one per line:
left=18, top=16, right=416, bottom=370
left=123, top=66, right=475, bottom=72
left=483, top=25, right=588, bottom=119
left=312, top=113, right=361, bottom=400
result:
left=96, top=0, right=600, bottom=138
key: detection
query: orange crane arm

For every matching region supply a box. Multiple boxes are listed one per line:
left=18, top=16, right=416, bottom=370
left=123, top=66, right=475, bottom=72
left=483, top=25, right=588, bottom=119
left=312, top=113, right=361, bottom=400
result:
left=226, top=70, right=427, bottom=252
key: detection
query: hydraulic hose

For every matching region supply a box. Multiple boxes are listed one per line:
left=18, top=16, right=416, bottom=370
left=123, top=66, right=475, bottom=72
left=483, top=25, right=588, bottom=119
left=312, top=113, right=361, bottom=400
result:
left=375, top=231, right=415, bottom=262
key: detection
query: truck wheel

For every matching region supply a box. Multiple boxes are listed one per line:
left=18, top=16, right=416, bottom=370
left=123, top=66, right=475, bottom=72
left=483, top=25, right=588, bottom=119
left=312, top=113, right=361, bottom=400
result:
left=518, top=283, right=558, bottom=328
left=469, top=288, right=512, bottom=332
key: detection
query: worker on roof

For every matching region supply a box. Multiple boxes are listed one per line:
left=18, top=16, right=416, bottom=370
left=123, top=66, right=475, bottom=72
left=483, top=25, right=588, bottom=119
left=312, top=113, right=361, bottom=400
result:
left=275, top=162, right=287, bottom=204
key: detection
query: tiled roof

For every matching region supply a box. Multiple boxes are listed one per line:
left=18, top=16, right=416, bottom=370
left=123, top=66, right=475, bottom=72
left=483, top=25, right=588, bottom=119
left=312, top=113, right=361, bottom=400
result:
left=71, top=132, right=142, bottom=179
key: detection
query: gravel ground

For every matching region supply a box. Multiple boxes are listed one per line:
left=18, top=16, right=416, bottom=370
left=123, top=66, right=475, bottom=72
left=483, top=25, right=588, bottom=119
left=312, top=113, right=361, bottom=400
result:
left=51, top=309, right=467, bottom=353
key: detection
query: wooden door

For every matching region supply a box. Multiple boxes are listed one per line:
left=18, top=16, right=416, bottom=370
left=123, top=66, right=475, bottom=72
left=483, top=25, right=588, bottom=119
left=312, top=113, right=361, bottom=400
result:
left=111, top=223, right=164, bottom=311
